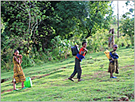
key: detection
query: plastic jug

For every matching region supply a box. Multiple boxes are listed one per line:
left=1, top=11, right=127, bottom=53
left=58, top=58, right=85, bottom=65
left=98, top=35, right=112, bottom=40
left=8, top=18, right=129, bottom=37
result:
left=24, top=77, right=32, bottom=88
left=104, top=50, right=110, bottom=59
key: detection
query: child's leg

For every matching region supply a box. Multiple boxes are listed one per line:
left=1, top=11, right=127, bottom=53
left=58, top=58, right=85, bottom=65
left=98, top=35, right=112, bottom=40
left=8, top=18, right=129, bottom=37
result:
left=110, top=73, right=113, bottom=78
left=75, top=59, right=82, bottom=81
left=77, top=65, right=82, bottom=80
left=115, top=60, right=119, bottom=74
left=13, top=82, right=16, bottom=90
left=70, top=64, right=77, bottom=78
left=22, top=81, right=24, bottom=88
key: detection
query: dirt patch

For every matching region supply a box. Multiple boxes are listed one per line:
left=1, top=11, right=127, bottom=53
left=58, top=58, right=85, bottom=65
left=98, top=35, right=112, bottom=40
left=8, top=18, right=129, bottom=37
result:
left=93, top=98, right=101, bottom=101
left=82, top=74, right=93, bottom=77
left=93, top=71, right=106, bottom=77
left=54, top=96, right=62, bottom=98
left=125, top=93, right=134, bottom=99
left=1, top=87, right=31, bottom=94
left=113, top=93, right=134, bottom=101
left=64, top=79, right=68, bottom=81
left=1, top=89, right=13, bottom=94
left=26, top=71, right=42, bottom=75
left=114, top=97, right=129, bottom=101
left=120, top=65, right=134, bottom=69
left=31, top=74, right=50, bottom=80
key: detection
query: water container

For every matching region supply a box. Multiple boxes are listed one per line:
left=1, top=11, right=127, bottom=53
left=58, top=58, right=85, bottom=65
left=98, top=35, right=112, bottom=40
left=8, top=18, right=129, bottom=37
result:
left=24, top=77, right=32, bottom=88
left=104, top=50, right=110, bottom=59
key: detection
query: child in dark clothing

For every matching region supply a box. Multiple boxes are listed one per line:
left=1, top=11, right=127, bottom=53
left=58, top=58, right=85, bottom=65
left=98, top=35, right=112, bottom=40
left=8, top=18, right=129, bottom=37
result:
left=68, top=41, right=88, bottom=82
left=108, top=44, right=119, bottom=78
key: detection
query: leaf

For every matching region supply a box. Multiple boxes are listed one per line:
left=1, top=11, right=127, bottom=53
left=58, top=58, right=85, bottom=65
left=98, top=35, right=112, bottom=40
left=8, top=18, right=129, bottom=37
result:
left=129, top=8, right=134, bottom=13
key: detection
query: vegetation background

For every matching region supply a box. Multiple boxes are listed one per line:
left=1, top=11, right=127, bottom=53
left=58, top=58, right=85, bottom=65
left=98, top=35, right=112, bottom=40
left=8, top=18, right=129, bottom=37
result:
left=1, top=1, right=134, bottom=101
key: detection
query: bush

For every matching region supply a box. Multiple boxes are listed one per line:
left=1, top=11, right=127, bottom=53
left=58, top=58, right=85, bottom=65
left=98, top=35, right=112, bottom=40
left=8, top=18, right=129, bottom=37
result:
left=22, top=55, right=35, bottom=68
left=87, top=29, right=110, bottom=52
left=115, top=34, right=132, bottom=48
left=50, top=36, right=73, bottom=59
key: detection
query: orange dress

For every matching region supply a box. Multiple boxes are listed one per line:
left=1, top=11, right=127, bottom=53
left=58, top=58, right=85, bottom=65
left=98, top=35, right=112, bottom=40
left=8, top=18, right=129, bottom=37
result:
left=13, top=56, right=26, bottom=83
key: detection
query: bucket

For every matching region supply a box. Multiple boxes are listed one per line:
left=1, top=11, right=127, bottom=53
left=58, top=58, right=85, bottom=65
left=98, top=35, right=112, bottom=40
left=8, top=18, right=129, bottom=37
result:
left=24, top=77, right=32, bottom=88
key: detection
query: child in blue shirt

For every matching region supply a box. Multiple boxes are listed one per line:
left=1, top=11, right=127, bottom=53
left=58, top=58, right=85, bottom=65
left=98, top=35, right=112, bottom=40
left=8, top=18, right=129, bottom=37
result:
left=108, top=44, right=119, bottom=78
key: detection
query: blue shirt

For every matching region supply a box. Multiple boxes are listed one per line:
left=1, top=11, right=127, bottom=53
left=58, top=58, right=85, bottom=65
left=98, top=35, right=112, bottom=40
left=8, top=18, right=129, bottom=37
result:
left=109, top=51, right=119, bottom=60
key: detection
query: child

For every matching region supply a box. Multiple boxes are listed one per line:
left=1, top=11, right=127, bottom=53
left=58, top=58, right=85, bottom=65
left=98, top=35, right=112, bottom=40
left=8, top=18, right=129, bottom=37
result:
left=68, top=41, right=88, bottom=82
left=108, top=44, right=119, bottom=78
left=13, top=50, right=26, bottom=90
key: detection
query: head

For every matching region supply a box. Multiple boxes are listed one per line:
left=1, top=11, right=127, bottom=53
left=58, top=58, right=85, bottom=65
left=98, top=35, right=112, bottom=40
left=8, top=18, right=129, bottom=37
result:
left=82, top=41, right=87, bottom=48
left=113, top=44, right=118, bottom=51
left=13, top=50, right=19, bottom=56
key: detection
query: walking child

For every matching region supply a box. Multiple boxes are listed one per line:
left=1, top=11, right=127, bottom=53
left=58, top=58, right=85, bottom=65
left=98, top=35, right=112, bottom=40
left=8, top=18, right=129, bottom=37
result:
left=68, top=41, right=88, bottom=82
left=108, top=44, right=119, bottom=78
left=13, top=50, right=26, bottom=90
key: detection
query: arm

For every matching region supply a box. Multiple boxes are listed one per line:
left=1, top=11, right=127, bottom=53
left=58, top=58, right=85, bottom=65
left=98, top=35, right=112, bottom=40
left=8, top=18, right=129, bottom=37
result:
left=84, top=48, right=88, bottom=52
left=113, top=53, right=119, bottom=59
left=18, top=55, right=23, bottom=63
left=14, top=56, right=20, bottom=64
left=80, top=51, right=85, bottom=55
left=80, top=48, right=88, bottom=55
left=110, top=52, right=115, bottom=60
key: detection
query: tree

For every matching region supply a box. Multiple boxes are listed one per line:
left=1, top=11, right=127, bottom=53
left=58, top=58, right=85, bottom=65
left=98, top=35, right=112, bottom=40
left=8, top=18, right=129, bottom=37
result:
left=119, top=1, right=134, bottom=46
left=1, top=1, right=58, bottom=52
left=78, top=1, right=113, bottom=39
left=120, top=17, right=134, bottom=46
left=53, top=1, right=87, bottom=39
left=1, top=1, right=114, bottom=71
left=52, top=1, right=113, bottom=39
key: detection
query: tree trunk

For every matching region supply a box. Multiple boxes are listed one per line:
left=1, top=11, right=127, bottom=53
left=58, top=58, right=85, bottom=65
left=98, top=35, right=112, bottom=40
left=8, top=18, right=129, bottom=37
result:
left=130, top=35, right=134, bottom=46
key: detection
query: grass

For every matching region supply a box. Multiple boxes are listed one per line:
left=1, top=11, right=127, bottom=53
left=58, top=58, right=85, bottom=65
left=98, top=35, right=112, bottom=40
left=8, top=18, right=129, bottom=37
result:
left=1, top=47, right=134, bottom=101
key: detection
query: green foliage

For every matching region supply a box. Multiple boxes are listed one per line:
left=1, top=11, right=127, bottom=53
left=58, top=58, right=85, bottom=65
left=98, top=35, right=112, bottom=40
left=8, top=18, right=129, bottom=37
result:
left=52, top=1, right=113, bottom=39
left=78, top=1, right=113, bottom=38
left=53, top=1, right=87, bottom=39
left=21, top=55, right=35, bottom=68
left=1, top=1, right=114, bottom=71
left=115, top=35, right=132, bottom=48
left=87, top=29, right=110, bottom=52
left=1, top=50, right=13, bottom=72
left=50, top=36, right=73, bottom=59
left=119, top=1, right=134, bottom=46
left=120, top=17, right=134, bottom=38
left=71, top=29, right=111, bottom=52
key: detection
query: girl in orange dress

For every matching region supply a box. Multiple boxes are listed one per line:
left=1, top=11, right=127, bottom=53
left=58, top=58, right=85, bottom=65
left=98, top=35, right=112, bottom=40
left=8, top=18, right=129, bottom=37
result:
left=13, top=50, right=26, bottom=90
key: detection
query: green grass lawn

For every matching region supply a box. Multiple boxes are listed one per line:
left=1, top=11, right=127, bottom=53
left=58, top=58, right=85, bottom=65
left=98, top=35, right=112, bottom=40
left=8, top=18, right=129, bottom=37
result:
left=1, top=47, right=134, bottom=101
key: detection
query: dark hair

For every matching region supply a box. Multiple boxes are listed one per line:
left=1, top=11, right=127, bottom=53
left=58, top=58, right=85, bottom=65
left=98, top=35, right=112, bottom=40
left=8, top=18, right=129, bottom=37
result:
left=13, top=50, right=18, bottom=56
left=113, top=44, right=118, bottom=48
left=82, top=41, right=86, bottom=46
left=14, top=50, right=18, bottom=53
